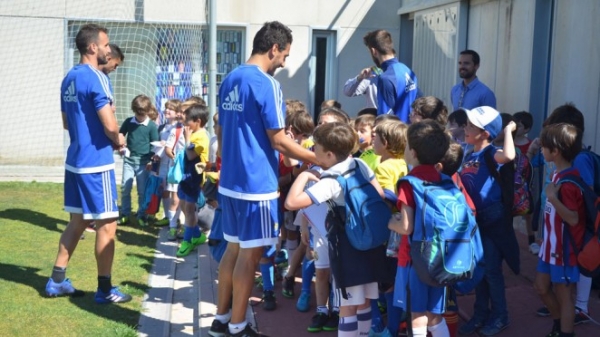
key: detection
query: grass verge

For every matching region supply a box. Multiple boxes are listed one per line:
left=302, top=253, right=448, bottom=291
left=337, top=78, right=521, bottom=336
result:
left=0, top=182, right=159, bottom=337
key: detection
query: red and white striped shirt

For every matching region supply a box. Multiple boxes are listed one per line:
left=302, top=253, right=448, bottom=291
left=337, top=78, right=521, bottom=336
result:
left=540, top=168, right=585, bottom=266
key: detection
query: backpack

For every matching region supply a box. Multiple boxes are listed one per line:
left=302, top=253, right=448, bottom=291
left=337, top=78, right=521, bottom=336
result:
left=558, top=174, right=600, bottom=278
left=142, top=174, right=163, bottom=215
left=400, top=174, right=483, bottom=287
left=323, top=159, right=391, bottom=251
left=483, top=147, right=533, bottom=216
left=167, top=150, right=185, bottom=184
left=579, top=148, right=600, bottom=195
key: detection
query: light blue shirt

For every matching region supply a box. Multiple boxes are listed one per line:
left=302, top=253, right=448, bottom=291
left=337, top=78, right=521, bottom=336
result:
left=450, top=77, right=496, bottom=111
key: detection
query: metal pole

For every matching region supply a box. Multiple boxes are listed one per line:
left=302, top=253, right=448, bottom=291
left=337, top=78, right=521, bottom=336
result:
left=208, top=0, right=217, bottom=138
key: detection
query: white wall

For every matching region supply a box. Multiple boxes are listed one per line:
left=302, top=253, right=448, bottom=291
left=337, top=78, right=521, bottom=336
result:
left=548, top=0, right=600, bottom=151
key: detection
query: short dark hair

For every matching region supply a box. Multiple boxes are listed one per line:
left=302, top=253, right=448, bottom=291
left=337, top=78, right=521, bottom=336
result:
left=448, top=109, right=468, bottom=127
left=75, top=24, right=108, bottom=55
left=184, top=104, right=209, bottom=127
left=252, top=21, right=293, bottom=55
left=286, top=110, right=314, bottom=137
left=411, top=96, right=448, bottom=127
left=460, top=50, right=480, bottom=66
left=357, top=107, right=377, bottom=117
left=109, top=43, right=124, bottom=61
left=543, top=102, right=584, bottom=134
left=440, top=141, right=464, bottom=176
left=321, top=99, right=342, bottom=110
left=363, top=30, right=395, bottom=55
left=540, top=123, right=582, bottom=162
left=407, top=120, right=449, bottom=165
left=319, top=107, right=350, bottom=124
left=312, top=122, right=358, bottom=162
left=513, top=111, right=533, bottom=130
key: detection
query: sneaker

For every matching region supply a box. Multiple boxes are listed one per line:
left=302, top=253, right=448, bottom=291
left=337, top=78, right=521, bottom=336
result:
left=117, top=216, right=129, bottom=225
left=85, top=222, right=96, bottom=232
left=138, top=217, right=148, bottom=227
left=177, top=241, right=195, bottom=257
left=192, top=233, right=207, bottom=246
left=369, top=327, right=393, bottom=337
left=458, top=316, right=485, bottom=335
left=168, top=228, right=178, bottom=241
left=537, top=306, right=551, bottom=317
left=227, top=323, right=265, bottom=336
left=94, top=286, right=132, bottom=304
left=45, top=278, right=84, bottom=297
left=275, top=249, right=288, bottom=265
left=575, top=307, right=591, bottom=325
left=323, top=311, right=339, bottom=332
left=307, top=312, right=329, bottom=332
left=262, top=290, right=277, bottom=311
left=296, top=291, right=311, bottom=312
left=153, top=217, right=170, bottom=227
left=546, top=331, right=560, bottom=337
left=282, top=276, right=295, bottom=298
left=479, top=318, right=509, bottom=336
left=208, top=319, right=229, bottom=337
left=529, top=242, right=541, bottom=255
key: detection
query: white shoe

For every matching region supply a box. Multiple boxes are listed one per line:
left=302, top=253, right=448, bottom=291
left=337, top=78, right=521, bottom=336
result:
left=529, top=242, right=540, bottom=255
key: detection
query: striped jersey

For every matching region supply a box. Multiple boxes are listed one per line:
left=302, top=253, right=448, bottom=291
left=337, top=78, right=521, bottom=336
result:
left=61, top=64, right=114, bottom=173
left=540, top=168, right=585, bottom=266
left=218, top=65, right=285, bottom=201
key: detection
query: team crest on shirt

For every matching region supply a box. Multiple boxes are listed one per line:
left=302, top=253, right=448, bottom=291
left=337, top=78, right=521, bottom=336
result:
left=404, top=73, right=416, bottom=93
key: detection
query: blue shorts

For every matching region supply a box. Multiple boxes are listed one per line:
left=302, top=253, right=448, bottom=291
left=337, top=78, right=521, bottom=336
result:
left=177, top=183, right=200, bottom=203
left=536, top=259, right=580, bottom=284
left=64, top=170, right=119, bottom=220
left=408, top=266, right=446, bottom=314
left=393, top=266, right=409, bottom=310
left=220, top=195, right=279, bottom=249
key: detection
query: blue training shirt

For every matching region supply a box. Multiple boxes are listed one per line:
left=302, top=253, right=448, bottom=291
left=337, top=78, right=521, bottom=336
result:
left=450, top=77, right=496, bottom=111
left=459, top=145, right=503, bottom=210
left=218, top=64, right=285, bottom=201
left=376, top=58, right=418, bottom=122
left=61, top=64, right=115, bottom=173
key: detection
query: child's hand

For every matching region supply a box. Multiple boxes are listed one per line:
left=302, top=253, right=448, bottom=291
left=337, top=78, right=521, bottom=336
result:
left=183, top=126, right=191, bottom=140
left=529, top=137, right=541, bottom=154
left=505, top=121, right=517, bottom=134
left=145, top=162, right=152, bottom=171
left=545, top=182, right=559, bottom=202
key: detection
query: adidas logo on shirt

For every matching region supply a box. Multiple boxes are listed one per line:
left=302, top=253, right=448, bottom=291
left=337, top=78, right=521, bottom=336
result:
left=404, top=73, right=416, bottom=93
left=221, top=85, right=243, bottom=112
left=63, top=81, right=77, bottom=103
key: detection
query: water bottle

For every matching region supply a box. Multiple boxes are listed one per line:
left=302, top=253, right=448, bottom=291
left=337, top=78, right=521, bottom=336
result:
left=386, top=231, right=401, bottom=257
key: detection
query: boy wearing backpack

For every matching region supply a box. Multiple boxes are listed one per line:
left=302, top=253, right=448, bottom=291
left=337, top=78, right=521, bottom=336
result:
left=388, top=120, right=452, bottom=337
left=534, top=123, right=585, bottom=337
left=458, top=106, right=518, bottom=336
left=285, top=122, right=389, bottom=337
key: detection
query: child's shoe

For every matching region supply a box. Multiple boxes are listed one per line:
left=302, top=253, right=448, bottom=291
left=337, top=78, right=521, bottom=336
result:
left=192, top=233, right=207, bottom=246
left=45, top=278, right=84, bottom=297
left=168, top=228, right=178, bottom=241
left=177, top=241, right=195, bottom=257
left=94, top=286, right=132, bottom=304
left=296, top=291, right=310, bottom=312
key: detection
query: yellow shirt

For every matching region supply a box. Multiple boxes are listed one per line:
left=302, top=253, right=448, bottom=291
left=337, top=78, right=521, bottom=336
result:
left=374, top=157, right=408, bottom=210
left=190, top=129, right=209, bottom=164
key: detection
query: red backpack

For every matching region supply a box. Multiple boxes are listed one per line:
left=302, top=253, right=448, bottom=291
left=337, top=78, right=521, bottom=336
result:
left=559, top=174, right=600, bottom=278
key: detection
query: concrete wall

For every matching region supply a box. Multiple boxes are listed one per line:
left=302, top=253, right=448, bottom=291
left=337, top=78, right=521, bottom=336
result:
left=0, top=0, right=401, bottom=164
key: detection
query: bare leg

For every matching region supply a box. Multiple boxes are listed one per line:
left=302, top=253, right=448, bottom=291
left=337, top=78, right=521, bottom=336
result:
left=53, top=213, right=91, bottom=268
left=315, top=268, right=330, bottom=307
left=95, top=218, right=117, bottom=276
left=216, top=242, right=238, bottom=315
left=230, top=246, right=264, bottom=324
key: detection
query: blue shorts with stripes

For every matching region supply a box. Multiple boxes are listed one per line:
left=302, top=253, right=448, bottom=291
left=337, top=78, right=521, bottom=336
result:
left=64, top=170, right=119, bottom=220
left=220, top=195, right=279, bottom=249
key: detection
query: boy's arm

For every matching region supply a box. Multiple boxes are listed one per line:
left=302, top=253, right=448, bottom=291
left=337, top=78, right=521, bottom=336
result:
left=284, top=170, right=320, bottom=211
left=267, top=129, right=318, bottom=165
left=388, top=203, right=414, bottom=235
left=369, top=176, right=385, bottom=198
left=546, top=182, right=579, bottom=226
left=494, top=121, right=517, bottom=163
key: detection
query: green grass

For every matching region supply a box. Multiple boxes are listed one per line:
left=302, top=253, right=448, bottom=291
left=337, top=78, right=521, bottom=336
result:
left=0, top=182, right=159, bottom=337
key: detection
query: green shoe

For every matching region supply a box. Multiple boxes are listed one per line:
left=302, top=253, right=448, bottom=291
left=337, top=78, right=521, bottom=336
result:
left=191, top=233, right=207, bottom=246
left=153, top=217, right=169, bottom=227
left=138, top=218, right=148, bottom=227
left=176, top=241, right=194, bottom=257
left=117, top=216, right=129, bottom=225
left=167, top=228, right=178, bottom=241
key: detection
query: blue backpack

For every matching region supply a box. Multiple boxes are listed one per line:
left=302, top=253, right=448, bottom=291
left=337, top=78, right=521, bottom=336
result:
left=401, top=174, right=483, bottom=287
left=167, top=151, right=185, bottom=184
left=324, top=159, right=391, bottom=251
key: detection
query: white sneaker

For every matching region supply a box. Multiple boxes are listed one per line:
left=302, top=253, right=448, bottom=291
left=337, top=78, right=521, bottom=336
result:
left=529, top=242, right=540, bottom=255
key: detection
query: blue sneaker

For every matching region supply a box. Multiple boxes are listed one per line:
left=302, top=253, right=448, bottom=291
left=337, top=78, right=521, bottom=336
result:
left=296, top=291, right=310, bottom=312
left=369, top=327, right=393, bottom=337
left=94, top=286, right=132, bottom=304
left=479, top=318, right=509, bottom=336
left=45, top=278, right=84, bottom=297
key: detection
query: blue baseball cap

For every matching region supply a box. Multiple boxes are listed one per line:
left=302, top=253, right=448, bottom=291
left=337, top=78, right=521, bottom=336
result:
left=464, top=106, right=502, bottom=139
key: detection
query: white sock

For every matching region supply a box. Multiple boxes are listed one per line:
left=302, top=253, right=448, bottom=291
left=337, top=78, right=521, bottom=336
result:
left=357, top=307, right=371, bottom=336
left=428, top=319, right=450, bottom=337
left=286, top=238, right=298, bottom=262
left=170, top=208, right=181, bottom=228
left=162, top=198, right=171, bottom=219
left=575, top=274, right=592, bottom=312
left=215, top=311, right=231, bottom=324
left=228, top=321, right=247, bottom=334
left=412, top=326, right=428, bottom=337
left=338, top=315, right=357, bottom=337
